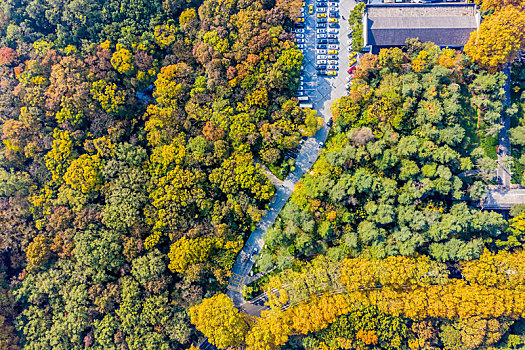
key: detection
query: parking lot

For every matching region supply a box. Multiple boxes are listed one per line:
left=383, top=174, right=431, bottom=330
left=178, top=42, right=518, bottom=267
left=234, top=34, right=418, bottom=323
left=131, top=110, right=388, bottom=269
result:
left=294, top=0, right=358, bottom=120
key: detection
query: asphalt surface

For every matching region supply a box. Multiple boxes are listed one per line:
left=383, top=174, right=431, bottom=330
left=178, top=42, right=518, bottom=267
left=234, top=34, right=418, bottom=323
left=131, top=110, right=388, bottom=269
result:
left=226, top=0, right=357, bottom=308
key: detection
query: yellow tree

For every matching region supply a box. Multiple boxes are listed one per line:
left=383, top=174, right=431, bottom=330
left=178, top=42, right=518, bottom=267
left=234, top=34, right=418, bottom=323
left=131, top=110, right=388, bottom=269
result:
left=464, top=5, right=525, bottom=71
left=189, top=293, right=251, bottom=349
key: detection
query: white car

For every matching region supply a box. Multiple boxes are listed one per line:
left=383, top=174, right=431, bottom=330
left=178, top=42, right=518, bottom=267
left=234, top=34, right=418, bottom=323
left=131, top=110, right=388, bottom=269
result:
left=317, top=59, right=327, bottom=64
left=328, top=60, right=338, bottom=65
left=317, top=55, right=327, bottom=59
left=317, top=28, right=326, bottom=33
left=296, top=33, right=305, bottom=38
left=328, top=6, right=338, bottom=11
left=297, top=44, right=305, bottom=49
left=327, top=34, right=337, bottom=39
left=317, top=7, right=327, bottom=12
left=328, top=2, right=338, bottom=6
left=345, top=83, right=351, bottom=90
left=327, top=65, right=338, bottom=70
left=297, top=38, right=305, bottom=43
left=328, top=28, right=338, bottom=34
left=317, top=34, right=327, bottom=38
left=317, top=49, right=327, bottom=54
left=296, top=28, right=305, bottom=33
left=346, top=76, right=352, bottom=81
left=300, top=76, right=304, bottom=81
left=297, top=91, right=304, bottom=96
left=328, top=44, right=339, bottom=49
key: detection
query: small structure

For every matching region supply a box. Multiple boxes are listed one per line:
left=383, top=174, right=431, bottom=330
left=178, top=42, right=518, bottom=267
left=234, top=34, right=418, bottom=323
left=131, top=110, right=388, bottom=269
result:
left=363, top=3, right=481, bottom=54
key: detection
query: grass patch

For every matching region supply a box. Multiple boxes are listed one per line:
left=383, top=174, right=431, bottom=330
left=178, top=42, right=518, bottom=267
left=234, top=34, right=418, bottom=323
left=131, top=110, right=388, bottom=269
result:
left=480, top=134, right=498, bottom=160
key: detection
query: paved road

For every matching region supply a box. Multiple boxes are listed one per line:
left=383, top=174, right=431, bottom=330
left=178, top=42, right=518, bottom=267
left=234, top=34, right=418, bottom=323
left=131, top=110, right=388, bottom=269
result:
left=482, top=187, right=525, bottom=210
left=226, top=0, right=356, bottom=306
left=496, top=66, right=512, bottom=188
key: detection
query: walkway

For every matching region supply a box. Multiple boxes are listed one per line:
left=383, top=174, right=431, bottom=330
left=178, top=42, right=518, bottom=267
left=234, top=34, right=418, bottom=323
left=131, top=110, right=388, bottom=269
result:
left=496, top=65, right=512, bottom=188
left=226, top=0, right=356, bottom=306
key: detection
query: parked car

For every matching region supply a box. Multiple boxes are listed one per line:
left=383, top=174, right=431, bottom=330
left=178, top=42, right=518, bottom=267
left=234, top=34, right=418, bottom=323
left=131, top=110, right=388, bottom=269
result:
left=347, top=66, right=356, bottom=74
left=297, top=38, right=305, bottom=43
left=295, top=22, right=305, bottom=28
left=328, top=17, right=337, bottom=23
left=316, top=33, right=327, bottom=38
left=317, top=70, right=327, bottom=76
left=348, top=57, right=357, bottom=66
left=348, top=51, right=357, bottom=59
left=317, top=13, right=327, bottom=17
left=329, top=11, right=339, bottom=17
left=317, top=1, right=328, bottom=6
left=317, top=7, right=326, bottom=12
left=316, top=23, right=327, bottom=28
left=317, top=28, right=326, bottom=33
left=328, top=6, right=338, bottom=11
left=327, top=34, right=337, bottom=39
left=318, top=39, right=328, bottom=44
left=328, top=39, right=338, bottom=44
left=317, top=44, right=327, bottom=49
left=316, top=59, right=327, bottom=65
left=327, top=119, right=333, bottom=127
left=327, top=54, right=337, bottom=59
left=327, top=65, right=338, bottom=70
left=309, top=4, right=314, bottom=13
left=316, top=65, right=327, bottom=70
left=328, top=28, right=338, bottom=33
left=297, top=43, right=305, bottom=49
left=296, top=28, right=305, bottom=33
left=296, top=33, right=305, bottom=38
left=328, top=60, right=338, bottom=65
left=317, top=17, right=327, bottom=22
left=317, top=55, right=327, bottom=59
left=328, top=44, right=339, bottom=49
left=327, top=49, right=337, bottom=54
left=328, top=23, right=338, bottom=28
left=327, top=70, right=337, bottom=76
left=317, top=49, right=327, bottom=54
left=328, top=2, right=338, bottom=6
left=297, top=17, right=305, bottom=22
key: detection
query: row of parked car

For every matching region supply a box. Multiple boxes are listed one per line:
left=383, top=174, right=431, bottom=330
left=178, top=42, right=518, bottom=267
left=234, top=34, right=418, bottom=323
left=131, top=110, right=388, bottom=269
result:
left=314, top=0, right=340, bottom=76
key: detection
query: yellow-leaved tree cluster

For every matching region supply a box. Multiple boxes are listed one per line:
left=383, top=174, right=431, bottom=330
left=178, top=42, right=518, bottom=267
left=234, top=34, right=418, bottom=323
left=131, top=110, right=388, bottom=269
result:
left=190, top=250, right=525, bottom=349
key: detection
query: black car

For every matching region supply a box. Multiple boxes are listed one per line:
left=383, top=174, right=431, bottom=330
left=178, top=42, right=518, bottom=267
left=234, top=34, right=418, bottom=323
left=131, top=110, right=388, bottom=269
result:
left=317, top=1, right=328, bottom=6
left=316, top=23, right=327, bottom=28
left=317, top=70, right=327, bottom=76
left=327, top=119, right=333, bottom=127
left=318, top=39, right=328, bottom=44
left=317, top=17, right=327, bottom=23
left=328, top=22, right=338, bottom=28
left=316, top=65, right=327, bottom=70
left=328, top=39, right=338, bottom=44
left=316, top=44, right=327, bottom=49
left=329, top=11, right=339, bottom=17
left=295, top=23, right=305, bottom=28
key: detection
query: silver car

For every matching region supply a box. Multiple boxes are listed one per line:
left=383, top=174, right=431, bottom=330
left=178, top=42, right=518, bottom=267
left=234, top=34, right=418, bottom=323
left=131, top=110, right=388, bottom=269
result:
left=328, top=28, right=338, bottom=34
left=328, top=6, right=338, bottom=11
left=317, top=34, right=327, bottom=38
left=316, top=49, right=327, bottom=54
left=328, top=60, right=338, bottom=65
left=317, top=55, right=327, bottom=59
left=296, top=28, right=305, bottom=33
left=317, top=28, right=326, bottom=33
left=317, top=7, right=326, bottom=12
left=328, top=44, right=339, bottom=49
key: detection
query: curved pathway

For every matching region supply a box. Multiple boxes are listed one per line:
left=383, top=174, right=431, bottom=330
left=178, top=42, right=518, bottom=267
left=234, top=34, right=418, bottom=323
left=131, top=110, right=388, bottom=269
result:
left=226, top=0, right=356, bottom=306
